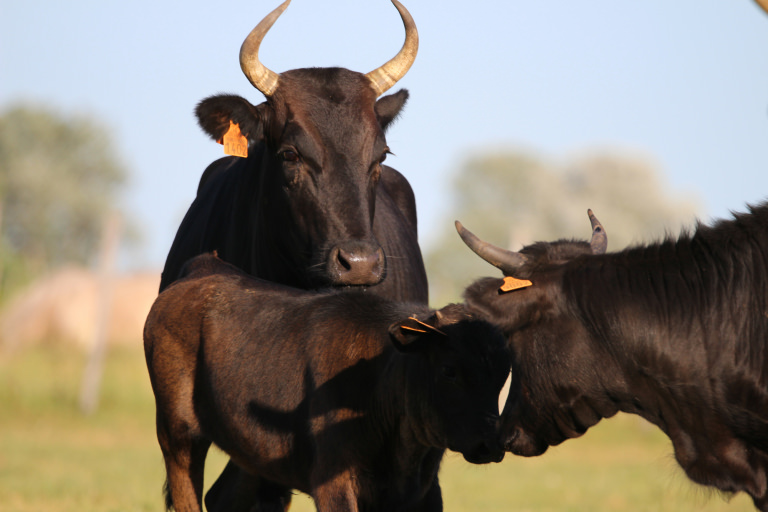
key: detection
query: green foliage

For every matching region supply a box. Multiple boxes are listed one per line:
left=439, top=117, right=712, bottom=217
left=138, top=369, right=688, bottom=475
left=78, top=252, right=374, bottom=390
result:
left=0, top=345, right=754, bottom=511
left=0, top=104, right=128, bottom=285
left=425, top=148, right=702, bottom=305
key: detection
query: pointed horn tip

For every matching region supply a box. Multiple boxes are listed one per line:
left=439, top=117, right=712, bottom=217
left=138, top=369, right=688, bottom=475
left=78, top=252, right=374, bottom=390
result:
left=587, top=208, right=602, bottom=227
left=454, top=220, right=477, bottom=244
left=261, top=0, right=290, bottom=21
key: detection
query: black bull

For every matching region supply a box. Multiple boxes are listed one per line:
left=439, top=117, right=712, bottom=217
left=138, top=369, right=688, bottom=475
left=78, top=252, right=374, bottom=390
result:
left=159, top=0, right=426, bottom=300
left=458, top=206, right=768, bottom=511
left=145, top=253, right=512, bottom=512
left=159, top=2, right=427, bottom=509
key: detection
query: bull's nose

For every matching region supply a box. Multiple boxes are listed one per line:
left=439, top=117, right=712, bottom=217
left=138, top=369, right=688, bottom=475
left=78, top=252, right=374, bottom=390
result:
left=462, top=439, right=505, bottom=465
left=328, top=242, right=385, bottom=286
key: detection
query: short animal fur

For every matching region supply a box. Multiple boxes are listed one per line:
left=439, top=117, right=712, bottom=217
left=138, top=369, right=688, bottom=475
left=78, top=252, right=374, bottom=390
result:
left=145, top=254, right=512, bottom=512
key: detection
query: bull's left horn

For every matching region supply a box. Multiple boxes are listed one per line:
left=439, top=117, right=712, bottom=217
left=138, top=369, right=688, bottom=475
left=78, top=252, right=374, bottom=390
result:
left=240, top=0, right=290, bottom=97
left=587, top=209, right=608, bottom=254
left=455, top=221, right=530, bottom=275
left=756, top=0, right=768, bottom=15
left=366, top=0, right=419, bottom=96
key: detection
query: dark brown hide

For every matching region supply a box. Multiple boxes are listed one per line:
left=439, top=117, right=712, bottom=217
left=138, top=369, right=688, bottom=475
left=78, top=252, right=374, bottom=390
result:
left=461, top=206, right=768, bottom=510
left=161, top=69, right=426, bottom=296
left=145, top=254, right=511, bottom=512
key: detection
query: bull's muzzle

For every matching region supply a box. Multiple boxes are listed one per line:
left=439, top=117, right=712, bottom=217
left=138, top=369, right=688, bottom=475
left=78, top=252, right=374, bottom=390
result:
left=327, top=241, right=386, bottom=286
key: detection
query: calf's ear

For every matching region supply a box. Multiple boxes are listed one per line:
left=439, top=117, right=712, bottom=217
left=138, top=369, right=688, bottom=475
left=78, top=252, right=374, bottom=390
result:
left=375, top=89, right=409, bottom=132
left=195, top=94, right=267, bottom=145
left=388, top=314, right=443, bottom=353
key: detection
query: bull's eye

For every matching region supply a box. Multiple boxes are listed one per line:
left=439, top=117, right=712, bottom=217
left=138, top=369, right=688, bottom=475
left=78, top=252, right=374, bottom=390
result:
left=280, top=150, right=299, bottom=163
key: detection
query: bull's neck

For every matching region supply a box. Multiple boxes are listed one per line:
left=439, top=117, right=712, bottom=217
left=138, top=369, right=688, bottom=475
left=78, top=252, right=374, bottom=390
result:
left=562, top=237, right=768, bottom=502
left=244, top=146, right=308, bottom=287
left=564, top=248, right=722, bottom=425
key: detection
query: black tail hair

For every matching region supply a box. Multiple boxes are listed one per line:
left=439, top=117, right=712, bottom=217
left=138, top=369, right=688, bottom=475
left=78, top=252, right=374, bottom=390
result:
left=163, top=478, right=174, bottom=511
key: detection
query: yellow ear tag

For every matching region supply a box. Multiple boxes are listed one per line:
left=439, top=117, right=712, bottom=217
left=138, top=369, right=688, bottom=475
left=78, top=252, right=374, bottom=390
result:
left=220, top=121, right=248, bottom=158
left=500, top=276, right=533, bottom=293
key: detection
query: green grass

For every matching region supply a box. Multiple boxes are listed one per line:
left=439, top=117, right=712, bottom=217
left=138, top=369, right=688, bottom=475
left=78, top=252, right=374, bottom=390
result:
left=0, top=345, right=754, bottom=511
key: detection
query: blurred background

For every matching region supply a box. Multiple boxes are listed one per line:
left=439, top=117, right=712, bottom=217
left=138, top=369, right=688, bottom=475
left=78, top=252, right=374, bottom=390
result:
left=0, top=1, right=766, bottom=510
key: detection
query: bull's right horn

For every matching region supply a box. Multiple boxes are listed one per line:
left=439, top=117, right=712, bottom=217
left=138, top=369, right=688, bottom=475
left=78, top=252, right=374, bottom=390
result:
left=455, top=221, right=530, bottom=275
left=240, top=0, right=290, bottom=97
left=756, top=0, right=768, bottom=15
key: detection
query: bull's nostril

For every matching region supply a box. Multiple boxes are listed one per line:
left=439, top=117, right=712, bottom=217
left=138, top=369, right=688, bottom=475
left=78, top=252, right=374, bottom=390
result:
left=328, top=243, right=385, bottom=286
left=337, top=249, right=353, bottom=271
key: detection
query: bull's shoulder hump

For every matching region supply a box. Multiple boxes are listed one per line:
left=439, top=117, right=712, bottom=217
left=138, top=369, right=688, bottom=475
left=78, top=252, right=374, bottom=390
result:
left=377, top=165, right=418, bottom=229
left=379, top=165, right=415, bottom=202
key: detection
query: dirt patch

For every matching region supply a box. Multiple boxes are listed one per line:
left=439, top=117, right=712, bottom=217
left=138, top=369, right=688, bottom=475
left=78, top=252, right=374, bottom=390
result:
left=0, top=267, right=160, bottom=351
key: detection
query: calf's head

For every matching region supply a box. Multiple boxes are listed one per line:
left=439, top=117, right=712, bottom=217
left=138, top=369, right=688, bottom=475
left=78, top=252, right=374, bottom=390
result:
left=457, top=211, right=622, bottom=457
left=389, top=304, right=514, bottom=464
left=196, top=0, right=418, bottom=288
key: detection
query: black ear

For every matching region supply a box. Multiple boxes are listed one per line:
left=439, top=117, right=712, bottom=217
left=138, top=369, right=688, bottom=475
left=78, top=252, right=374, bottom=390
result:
left=375, top=89, right=409, bottom=132
left=195, top=94, right=267, bottom=144
left=388, top=313, right=443, bottom=353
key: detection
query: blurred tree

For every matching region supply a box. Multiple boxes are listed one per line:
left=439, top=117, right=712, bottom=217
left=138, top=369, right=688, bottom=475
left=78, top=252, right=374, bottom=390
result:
left=425, top=147, right=701, bottom=305
left=0, top=104, right=128, bottom=297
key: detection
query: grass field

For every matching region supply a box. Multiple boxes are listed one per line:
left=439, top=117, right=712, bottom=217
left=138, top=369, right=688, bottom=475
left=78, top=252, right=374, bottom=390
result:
left=0, top=344, right=754, bottom=512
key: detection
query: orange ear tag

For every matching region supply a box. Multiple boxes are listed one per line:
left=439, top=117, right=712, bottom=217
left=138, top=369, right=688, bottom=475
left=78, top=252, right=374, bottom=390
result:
left=400, top=325, right=428, bottom=334
left=407, top=316, right=447, bottom=336
left=500, top=276, right=533, bottom=293
left=220, top=121, right=248, bottom=158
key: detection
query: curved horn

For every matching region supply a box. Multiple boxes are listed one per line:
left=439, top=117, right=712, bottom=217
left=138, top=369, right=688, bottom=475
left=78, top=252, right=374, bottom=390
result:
left=240, top=0, right=290, bottom=97
left=455, top=221, right=530, bottom=275
left=366, top=0, right=419, bottom=96
left=756, top=0, right=768, bottom=15
left=499, top=371, right=512, bottom=416
left=587, top=209, right=608, bottom=255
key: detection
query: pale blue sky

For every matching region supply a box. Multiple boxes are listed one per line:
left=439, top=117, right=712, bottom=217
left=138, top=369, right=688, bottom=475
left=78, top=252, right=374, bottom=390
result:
left=2, top=1, right=767, bottom=270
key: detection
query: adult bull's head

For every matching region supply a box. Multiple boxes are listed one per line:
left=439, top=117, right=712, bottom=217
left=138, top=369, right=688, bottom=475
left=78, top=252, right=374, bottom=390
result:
left=195, top=0, right=418, bottom=288
left=456, top=210, right=617, bottom=456
left=456, top=211, right=611, bottom=457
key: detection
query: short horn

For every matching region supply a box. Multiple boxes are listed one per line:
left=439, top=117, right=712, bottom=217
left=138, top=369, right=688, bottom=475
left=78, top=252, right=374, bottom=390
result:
left=756, top=0, right=768, bottom=15
left=499, top=371, right=512, bottom=416
left=587, top=209, right=608, bottom=254
left=366, top=0, right=419, bottom=96
left=240, top=0, right=290, bottom=97
left=455, top=221, right=529, bottom=275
